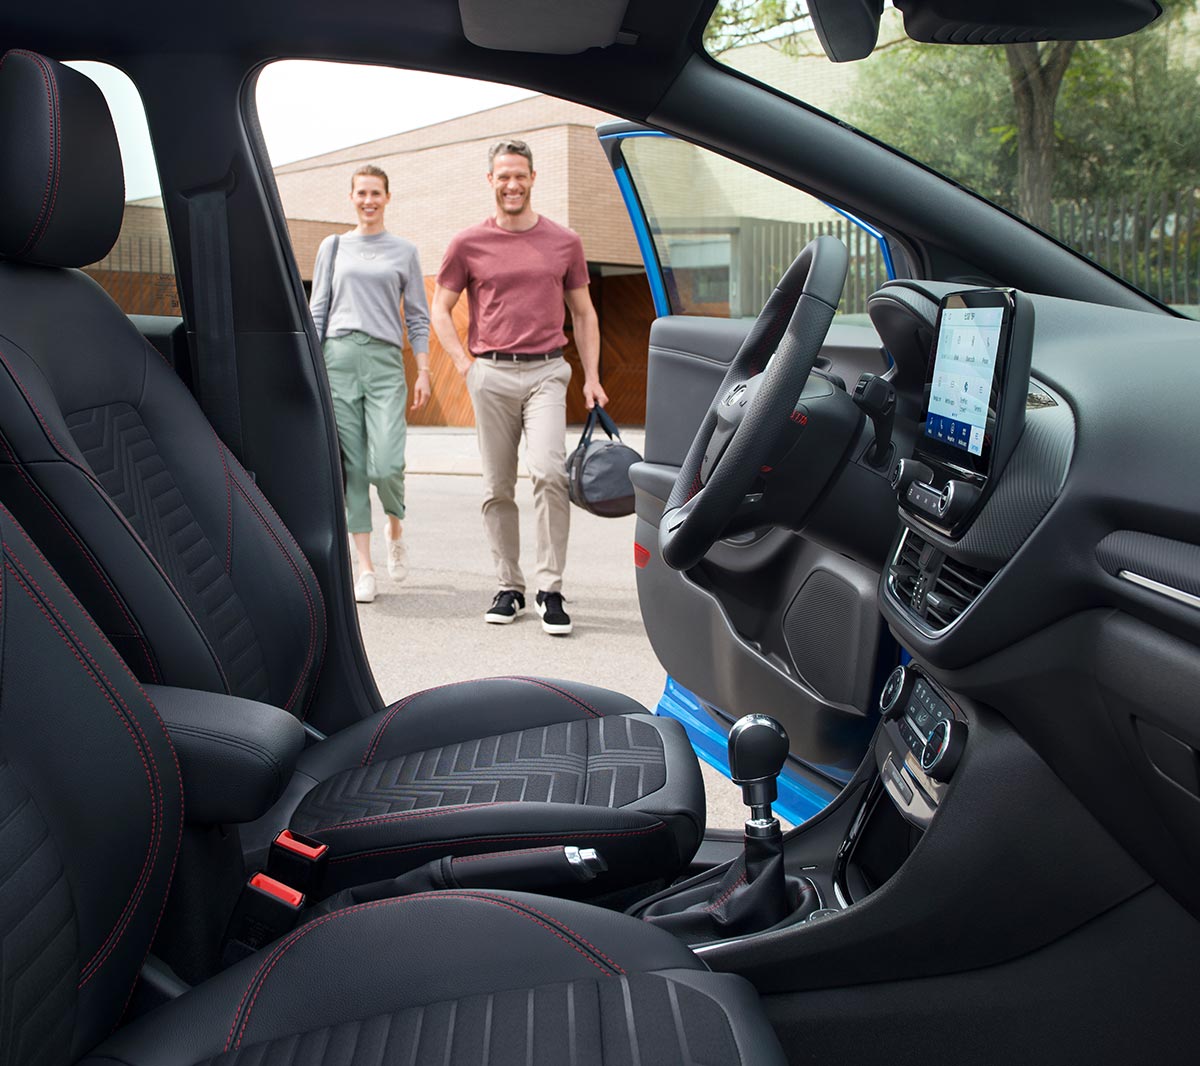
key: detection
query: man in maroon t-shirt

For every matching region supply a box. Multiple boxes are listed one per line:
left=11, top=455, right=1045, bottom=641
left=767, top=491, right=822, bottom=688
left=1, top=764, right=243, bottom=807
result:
left=432, top=139, right=608, bottom=636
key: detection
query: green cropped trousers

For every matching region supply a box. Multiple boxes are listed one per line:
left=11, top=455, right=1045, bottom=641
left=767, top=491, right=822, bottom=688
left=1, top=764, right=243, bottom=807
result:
left=323, top=331, right=408, bottom=533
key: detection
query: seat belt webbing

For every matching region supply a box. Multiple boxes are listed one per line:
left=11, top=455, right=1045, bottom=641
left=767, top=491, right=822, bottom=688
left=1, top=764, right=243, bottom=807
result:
left=188, top=184, right=245, bottom=461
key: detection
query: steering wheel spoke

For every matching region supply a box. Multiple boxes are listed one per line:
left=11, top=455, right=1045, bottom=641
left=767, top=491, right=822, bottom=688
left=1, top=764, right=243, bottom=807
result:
left=659, top=236, right=850, bottom=571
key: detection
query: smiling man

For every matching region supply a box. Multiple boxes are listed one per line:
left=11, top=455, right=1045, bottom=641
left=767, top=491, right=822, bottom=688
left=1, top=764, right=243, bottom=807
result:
left=432, top=139, right=607, bottom=636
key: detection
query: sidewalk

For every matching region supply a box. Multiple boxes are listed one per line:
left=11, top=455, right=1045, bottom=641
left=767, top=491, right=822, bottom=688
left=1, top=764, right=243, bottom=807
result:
left=354, top=424, right=751, bottom=830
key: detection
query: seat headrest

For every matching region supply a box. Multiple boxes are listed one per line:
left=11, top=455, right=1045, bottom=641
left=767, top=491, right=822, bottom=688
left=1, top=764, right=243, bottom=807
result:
left=0, top=49, right=124, bottom=268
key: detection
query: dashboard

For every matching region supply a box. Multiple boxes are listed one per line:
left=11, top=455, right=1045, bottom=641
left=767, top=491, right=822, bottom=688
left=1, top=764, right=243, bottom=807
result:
left=864, top=279, right=1200, bottom=919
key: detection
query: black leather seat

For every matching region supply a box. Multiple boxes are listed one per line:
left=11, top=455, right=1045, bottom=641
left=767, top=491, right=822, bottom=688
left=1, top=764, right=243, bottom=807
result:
left=0, top=50, right=704, bottom=896
left=0, top=500, right=785, bottom=1065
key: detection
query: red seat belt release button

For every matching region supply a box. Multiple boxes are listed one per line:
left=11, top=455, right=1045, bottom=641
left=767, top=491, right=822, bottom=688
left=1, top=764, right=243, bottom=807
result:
left=250, top=872, right=304, bottom=908
left=268, top=829, right=330, bottom=894
left=223, top=872, right=306, bottom=965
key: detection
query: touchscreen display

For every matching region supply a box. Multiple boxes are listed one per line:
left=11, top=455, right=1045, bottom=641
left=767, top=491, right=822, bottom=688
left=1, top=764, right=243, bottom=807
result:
left=923, top=306, right=1005, bottom=456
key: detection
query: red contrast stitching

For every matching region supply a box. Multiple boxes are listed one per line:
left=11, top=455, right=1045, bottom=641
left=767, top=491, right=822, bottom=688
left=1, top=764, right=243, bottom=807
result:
left=360, top=678, right=479, bottom=766
left=3, top=555, right=164, bottom=987
left=231, top=478, right=316, bottom=714
left=503, top=676, right=603, bottom=719
left=327, top=822, right=668, bottom=865
left=704, top=871, right=747, bottom=913
left=452, top=845, right=563, bottom=865
left=224, top=445, right=326, bottom=718
left=0, top=429, right=159, bottom=681
left=11, top=51, right=58, bottom=256
left=224, top=891, right=625, bottom=1051
left=0, top=348, right=228, bottom=692
left=310, top=801, right=511, bottom=835
left=0, top=506, right=185, bottom=991
left=361, top=676, right=601, bottom=767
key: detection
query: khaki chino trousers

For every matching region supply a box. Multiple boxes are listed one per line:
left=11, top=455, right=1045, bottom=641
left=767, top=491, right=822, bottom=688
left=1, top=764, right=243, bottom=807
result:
left=465, top=356, right=572, bottom=594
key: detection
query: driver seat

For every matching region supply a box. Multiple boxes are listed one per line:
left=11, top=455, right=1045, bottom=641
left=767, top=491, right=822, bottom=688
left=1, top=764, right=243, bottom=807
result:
left=0, top=50, right=704, bottom=896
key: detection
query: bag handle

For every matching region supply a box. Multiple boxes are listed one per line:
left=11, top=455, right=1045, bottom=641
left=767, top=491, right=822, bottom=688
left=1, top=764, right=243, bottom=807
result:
left=590, top=405, right=621, bottom=440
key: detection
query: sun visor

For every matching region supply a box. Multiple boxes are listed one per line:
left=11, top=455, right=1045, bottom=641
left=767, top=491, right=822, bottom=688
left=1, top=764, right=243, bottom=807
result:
left=893, top=0, right=1162, bottom=44
left=459, top=0, right=630, bottom=54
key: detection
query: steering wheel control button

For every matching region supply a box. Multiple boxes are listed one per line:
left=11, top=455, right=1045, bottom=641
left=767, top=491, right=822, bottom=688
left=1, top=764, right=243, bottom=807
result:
left=879, top=665, right=910, bottom=719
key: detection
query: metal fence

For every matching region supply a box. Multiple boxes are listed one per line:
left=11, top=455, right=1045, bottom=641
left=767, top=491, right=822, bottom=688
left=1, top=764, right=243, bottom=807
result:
left=1050, top=191, right=1199, bottom=307
left=737, top=217, right=891, bottom=318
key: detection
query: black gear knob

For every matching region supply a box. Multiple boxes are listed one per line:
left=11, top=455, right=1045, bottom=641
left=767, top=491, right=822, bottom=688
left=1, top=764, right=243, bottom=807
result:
left=728, top=715, right=789, bottom=820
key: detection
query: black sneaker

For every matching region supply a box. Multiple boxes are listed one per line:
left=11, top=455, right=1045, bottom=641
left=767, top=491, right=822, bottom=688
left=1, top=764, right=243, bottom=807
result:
left=485, top=589, right=525, bottom=625
left=535, top=591, right=573, bottom=636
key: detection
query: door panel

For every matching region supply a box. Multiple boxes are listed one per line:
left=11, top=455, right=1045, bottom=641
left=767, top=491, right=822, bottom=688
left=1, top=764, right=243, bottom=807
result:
left=603, top=121, right=899, bottom=813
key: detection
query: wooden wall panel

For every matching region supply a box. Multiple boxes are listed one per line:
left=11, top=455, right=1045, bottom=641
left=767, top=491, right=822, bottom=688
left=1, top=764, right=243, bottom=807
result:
left=403, top=271, right=655, bottom=428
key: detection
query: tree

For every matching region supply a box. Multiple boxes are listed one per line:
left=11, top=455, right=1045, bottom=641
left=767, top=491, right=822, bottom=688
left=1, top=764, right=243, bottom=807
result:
left=1004, top=42, right=1076, bottom=228
left=708, top=2, right=1200, bottom=227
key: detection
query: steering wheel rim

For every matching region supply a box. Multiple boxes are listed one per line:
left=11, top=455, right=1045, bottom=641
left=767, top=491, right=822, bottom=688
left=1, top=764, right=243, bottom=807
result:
left=659, top=235, right=849, bottom=571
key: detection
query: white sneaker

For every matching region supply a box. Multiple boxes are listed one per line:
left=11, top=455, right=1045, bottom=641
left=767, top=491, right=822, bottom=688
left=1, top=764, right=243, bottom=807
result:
left=386, top=534, right=409, bottom=582
left=354, top=571, right=377, bottom=603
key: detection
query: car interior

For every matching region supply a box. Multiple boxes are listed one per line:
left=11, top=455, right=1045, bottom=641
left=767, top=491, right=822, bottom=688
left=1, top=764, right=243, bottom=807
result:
left=1, top=0, right=1199, bottom=1063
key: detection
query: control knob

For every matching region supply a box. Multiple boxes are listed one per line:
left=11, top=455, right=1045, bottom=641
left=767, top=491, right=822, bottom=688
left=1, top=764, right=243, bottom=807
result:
left=879, top=665, right=912, bottom=721
left=920, top=718, right=967, bottom=782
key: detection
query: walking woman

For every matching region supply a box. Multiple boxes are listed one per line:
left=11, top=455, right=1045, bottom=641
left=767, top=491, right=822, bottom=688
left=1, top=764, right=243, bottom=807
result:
left=310, top=164, right=431, bottom=603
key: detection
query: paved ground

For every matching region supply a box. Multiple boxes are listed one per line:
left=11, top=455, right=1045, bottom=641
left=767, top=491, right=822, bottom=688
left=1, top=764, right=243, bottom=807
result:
left=352, top=426, right=753, bottom=830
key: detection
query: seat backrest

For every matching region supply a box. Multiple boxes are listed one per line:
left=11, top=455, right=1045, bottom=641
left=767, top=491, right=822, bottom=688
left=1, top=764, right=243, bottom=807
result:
left=0, top=498, right=183, bottom=1063
left=0, top=51, right=326, bottom=718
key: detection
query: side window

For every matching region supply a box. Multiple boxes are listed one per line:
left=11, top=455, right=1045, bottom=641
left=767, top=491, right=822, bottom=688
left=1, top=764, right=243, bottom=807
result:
left=67, top=62, right=180, bottom=316
left=619, top=136, right=891, bottom=321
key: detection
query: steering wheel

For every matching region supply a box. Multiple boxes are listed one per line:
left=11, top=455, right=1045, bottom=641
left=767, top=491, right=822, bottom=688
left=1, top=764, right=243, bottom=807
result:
left=659, top=235, right=848, bottom=571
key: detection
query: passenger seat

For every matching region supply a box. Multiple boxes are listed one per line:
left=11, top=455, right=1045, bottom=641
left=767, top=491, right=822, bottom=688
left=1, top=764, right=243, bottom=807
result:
left=0, top=498, right=786, bottom=1065
left=0, top=49, right=704, bottom=897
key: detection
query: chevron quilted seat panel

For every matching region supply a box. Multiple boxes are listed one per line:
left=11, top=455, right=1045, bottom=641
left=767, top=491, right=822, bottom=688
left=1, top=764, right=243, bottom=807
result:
left=65, top=402, right=271, bottom=703
left=203, top=974, right=739, bottom=1066
left=291, top=717, right=667, bottom=833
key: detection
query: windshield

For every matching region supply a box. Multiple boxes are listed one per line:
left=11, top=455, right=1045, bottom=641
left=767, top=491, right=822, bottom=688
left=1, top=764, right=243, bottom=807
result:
left=705, top=2, right=1200, bottom=319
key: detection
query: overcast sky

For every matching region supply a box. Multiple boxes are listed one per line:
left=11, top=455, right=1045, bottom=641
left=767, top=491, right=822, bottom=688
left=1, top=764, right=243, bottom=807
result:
left=72, top=60, right=538, bottom=201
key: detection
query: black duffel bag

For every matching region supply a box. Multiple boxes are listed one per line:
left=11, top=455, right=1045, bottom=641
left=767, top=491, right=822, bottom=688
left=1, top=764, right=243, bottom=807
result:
left=566, top=405, right=642, bottom=517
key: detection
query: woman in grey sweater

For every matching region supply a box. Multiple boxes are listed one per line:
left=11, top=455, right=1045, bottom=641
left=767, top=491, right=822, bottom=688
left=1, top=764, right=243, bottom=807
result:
left=310, top=164, right=431, bottom=603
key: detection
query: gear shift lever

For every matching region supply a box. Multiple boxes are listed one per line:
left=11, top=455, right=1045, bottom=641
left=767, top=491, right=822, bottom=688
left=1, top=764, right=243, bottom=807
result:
left=728, top=713, right=790, bottom=834
left=639, top=713, right=815, bottom=941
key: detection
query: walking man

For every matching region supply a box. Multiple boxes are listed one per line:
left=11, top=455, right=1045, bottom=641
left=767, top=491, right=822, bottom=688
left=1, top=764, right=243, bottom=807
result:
left=431, top=139, right=607, bottom=635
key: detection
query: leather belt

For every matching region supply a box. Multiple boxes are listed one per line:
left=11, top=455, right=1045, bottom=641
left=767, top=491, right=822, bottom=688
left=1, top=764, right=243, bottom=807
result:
left=474, top=348, right=563, bottom=363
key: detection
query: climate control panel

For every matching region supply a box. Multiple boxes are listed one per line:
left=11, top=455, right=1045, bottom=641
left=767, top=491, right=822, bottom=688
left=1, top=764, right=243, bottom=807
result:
left=876, top=665, right=968, bottom=826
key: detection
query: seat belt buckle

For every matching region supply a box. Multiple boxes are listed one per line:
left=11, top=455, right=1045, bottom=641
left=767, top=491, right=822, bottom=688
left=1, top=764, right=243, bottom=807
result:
left=268, top=829, right=329, bottom=895
left=222, top=873, right=305, bottom=965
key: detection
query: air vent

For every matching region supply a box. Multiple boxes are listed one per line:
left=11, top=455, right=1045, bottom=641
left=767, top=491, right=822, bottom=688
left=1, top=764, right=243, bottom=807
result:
left=925, top=556, right=995, bottom=629
left=888, top=529, right=996, bottom=632
left=892, top=529, right=926, bottom=607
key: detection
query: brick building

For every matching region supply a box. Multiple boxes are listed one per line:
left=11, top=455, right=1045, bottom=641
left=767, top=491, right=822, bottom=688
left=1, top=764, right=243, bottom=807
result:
left=91, top=46, right=865, bottom=426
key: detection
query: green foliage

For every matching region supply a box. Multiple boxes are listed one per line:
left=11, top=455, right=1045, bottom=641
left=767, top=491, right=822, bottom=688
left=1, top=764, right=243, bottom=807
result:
left=704, top=1, right=812, bottom=56
left=844, top=6, right=1200, bottom=208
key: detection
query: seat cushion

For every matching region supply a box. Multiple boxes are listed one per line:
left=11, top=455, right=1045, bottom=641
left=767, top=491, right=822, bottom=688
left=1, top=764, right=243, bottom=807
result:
left=245, top=677, right=706, bottom=895
left=86, top=890, right=786, bottom=1065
